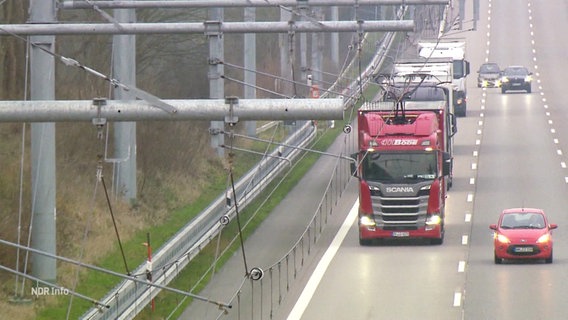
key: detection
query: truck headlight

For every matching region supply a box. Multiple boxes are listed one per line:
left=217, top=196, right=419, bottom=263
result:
left=360, top=215, right=376, bottom=227
left=426, top=214, right=442, bottom=225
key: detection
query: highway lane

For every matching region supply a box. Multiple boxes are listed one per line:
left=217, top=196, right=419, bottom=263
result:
left=278, top=95, right=478, bottom=317
left=279, top=1, right=568, bottom=320
left=464, top=0, right=568, bottom=319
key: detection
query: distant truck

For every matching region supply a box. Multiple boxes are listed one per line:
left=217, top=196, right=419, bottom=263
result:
left=354, top=102, right=451, bottom=245
left=418, top=39, right=470, bottom=117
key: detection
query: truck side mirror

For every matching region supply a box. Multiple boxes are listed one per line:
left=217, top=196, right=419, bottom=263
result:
left=442, top=152, right=452, bottom=177
left=450, top=113, right=457, bottom=137
left=350, top=153, right=359, bottom=177
left=464, top=60, right=471, bottom=76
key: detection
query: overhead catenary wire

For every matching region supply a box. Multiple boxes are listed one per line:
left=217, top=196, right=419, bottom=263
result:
left=65, top=122, right=108, bottom=318
left=0, top=237, right=232, bottom=309
left=221, top=75, right=290, bottom=99
left=0, top=263, right=110, bottom=309
left=19, top=122, right=45, bottom=297
left=222, top=61, right=316, bottom=90
left=225, top=131, right=357, bottom=164
left=13, top=31, right=31, bottom=299
left=83, top=0, right=127, bottom=31
left=226, top=128, right=250, bottom=276
left=221, top=61, right=360, bottom=101
left=101, top=175, right=131, bottom=276
left=0, top=25, right=177, bottom=114
left=165, top=121, right=285, bottom=319
left=65, top=4, right=122, bottom=311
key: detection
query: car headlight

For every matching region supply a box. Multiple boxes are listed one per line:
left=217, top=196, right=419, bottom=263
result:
left=501, top=77, right=509, bottom=83
left=360, top=215, right=376, bottom=227
left=426, top=214, right=442, bottom=225
left=537, top=233, right=551, bottom=243
left=525, top=75, right=532, bottom=82
left=495, top=233, right=510, bottom=244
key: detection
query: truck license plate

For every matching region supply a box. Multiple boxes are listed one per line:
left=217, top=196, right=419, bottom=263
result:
left=392, top=231, right=409, bottom=237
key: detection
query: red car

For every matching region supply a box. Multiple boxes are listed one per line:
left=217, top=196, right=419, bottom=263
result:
left=490, top=208, right=558, bottom=264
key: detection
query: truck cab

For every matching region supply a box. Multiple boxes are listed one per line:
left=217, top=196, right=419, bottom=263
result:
left=355, top=107, right=451, bottom=245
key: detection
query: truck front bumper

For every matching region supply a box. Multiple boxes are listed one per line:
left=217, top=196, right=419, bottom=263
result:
left=359, top=223, right=443, bottom=240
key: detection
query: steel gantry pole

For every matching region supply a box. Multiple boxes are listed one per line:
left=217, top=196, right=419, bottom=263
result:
left=244, top=7, right=257, bottom=137
left=29, top=0, right=57, bottom=284
left=279, top=6, right=294, bottom=97
left=208, top=8, right=225, bottom=157
left=112, top=6, right=137, bottom=202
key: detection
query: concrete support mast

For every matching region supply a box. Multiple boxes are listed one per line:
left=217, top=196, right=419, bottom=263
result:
left=208, top=8, right=225, bottom=156
left=112, top=6, right=137, bottom=202
left=244, top=7, right=257, bottom=137
left=29, top=0, right=57, bottom=283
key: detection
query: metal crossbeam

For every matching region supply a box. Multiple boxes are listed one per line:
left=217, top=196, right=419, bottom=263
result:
left=0, top=99, right=344, bottom=122
left=59, top=0, right=450, bottom=9
left=0, top=20, right=414, bottom=36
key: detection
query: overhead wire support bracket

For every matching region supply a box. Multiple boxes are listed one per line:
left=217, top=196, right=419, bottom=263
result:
left=204, top=20, right=222, bottom=37
left=91, top=97, right=107, bottom=129
left=225, top=96, right=239, bottom=126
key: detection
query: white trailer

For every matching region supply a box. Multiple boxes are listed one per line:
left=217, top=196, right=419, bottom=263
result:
left=418, top=39, right=470, bottom=117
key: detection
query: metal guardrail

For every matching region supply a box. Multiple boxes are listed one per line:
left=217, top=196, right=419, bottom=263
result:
left=81, top=120, right=317, bottom=319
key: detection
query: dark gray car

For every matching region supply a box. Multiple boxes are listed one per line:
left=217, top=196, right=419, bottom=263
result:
left=501, top=66, right=532, bottom=93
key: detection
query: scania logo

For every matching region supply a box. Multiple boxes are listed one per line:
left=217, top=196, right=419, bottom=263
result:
left=385, top=186, right=414, bottom=193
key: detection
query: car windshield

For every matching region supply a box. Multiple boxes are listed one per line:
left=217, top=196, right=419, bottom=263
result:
left=500, top=212, right=545, bottom=229
left=503, top=67, right=528, bottom=76
left=480, top=64, right=500, bottom=73
left=361, top=151, right=437, bottom=182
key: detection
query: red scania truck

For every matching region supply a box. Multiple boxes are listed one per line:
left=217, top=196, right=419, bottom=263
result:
left=355, top=102, right=451, bottom=245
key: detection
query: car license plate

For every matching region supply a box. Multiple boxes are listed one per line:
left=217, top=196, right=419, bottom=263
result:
left=514, top=247, right=533, bottom=253
left=392, top=231, right=409, bottom=237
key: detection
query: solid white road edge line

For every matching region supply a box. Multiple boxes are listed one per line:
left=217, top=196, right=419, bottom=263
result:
left=286, top=200, right=359, bottom=320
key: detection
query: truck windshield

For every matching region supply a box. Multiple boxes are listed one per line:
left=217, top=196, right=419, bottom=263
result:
left=362, top=152, right=437, bottom=182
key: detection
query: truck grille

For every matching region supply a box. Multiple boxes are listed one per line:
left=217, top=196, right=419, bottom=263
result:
left=371, top=189, right=430, bottom=229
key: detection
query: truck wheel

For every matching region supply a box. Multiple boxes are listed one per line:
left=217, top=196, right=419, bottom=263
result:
left=431, top=227, right=444, bottom=245
left=431, top=236, right=444, bottom=245
left=359, top=237, right=372, bottom=246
